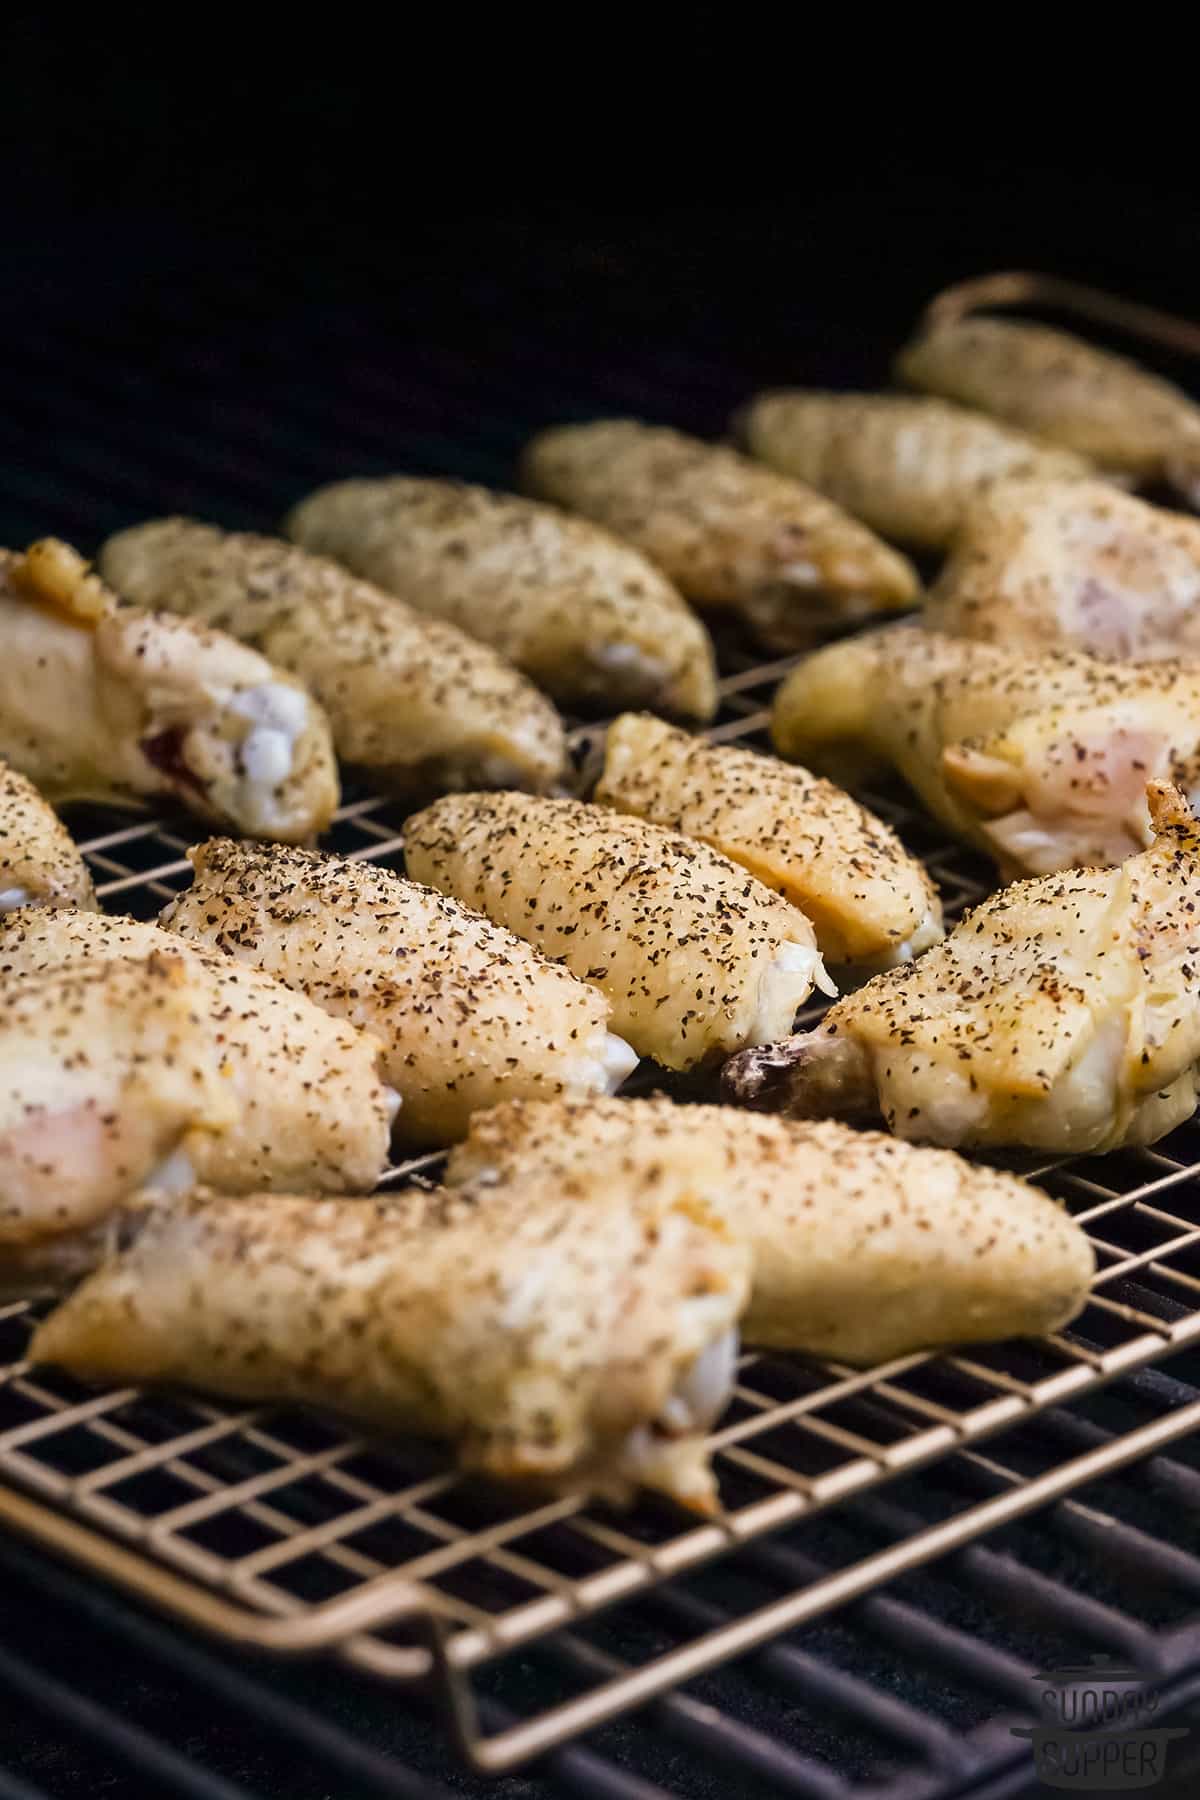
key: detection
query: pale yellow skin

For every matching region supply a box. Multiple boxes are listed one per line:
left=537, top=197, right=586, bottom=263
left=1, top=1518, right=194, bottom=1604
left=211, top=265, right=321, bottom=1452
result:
left=595, top=713, right=942, bottom=967
left=520, top=419, right=918, bottom=650
left=284, top=476, right=718, bottom=719
left=738, top=392, right=1092, bottom=549
left=927, top=477, right=1200, bottom=660
left=99, top=520, right=566, bottom=795
left=773, top=626, right=1200, bottom=878
left=0, top=953, right=234, bottom=1248
left=404, top=791, right=829, bottom=1070
left=160, top=838, right=634, bottom=1148
left=0, top=760, right=96, bottom=911
left=897, top=318, right=1200, bottom=500
left=725, top=784, right=1200, bottom=1155
left=0, top=542, right=337, bottom=841
left=448, top=1097, right=1094, bottom=1364
left=0, top=908, right=395, bottom=1193
left=32, top=1169, right=751, bottom=1510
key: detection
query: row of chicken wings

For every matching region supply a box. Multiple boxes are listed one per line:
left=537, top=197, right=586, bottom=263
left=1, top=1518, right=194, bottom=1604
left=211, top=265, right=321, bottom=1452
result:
left=7, top=296, right=1200, bottom=1508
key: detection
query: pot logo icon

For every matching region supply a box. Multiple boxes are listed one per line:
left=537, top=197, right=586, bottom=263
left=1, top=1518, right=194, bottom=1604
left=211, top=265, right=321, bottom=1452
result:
left=1011, top=1660, right=1188, bottom=1790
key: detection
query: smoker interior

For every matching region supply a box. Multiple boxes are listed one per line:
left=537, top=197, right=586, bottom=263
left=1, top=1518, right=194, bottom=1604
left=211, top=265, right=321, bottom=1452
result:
left=4, top=234, right=1200, bottom=1799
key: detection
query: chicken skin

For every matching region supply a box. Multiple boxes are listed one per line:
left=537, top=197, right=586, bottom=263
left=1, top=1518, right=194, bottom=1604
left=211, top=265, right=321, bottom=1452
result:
left=520, top=420, right=918, bottom=650
left=404, top=791, right=831, bottom=1070
left=0, top=540, right=337, bottom=840
left=160, top=838, right=635, bottom=1147
left=773, top=626, right=1200, bottom=878
left=0, top=909, right=395, bottom=1193
left=448, top=1096, right=1094, bottom=1363
left=32, top=1168, right=751, bottom=1510
left=725, top=783, right=1200, bottom=1155
left=284, top=476, right=718, bottom=719
left=594, top=714, right=942, bottom=969
left=0, top=760, right=96, bottom=911
left=897, top=317, right=1200, bottom=503
left=736, top=392, right=1092, bottom=550
left=926, top=477, right=1200, bottom=661
left=99, top=520, right=566, bottom=796
left=0, top=952, right=233, bottom=1250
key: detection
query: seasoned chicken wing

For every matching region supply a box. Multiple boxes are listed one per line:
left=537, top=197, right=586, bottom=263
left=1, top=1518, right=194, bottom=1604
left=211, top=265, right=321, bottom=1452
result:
left=594, top=714, right=942, bottom=968
left=0, top=540, right=337, bottom=840
left=159, top=838, right=635, bottom=1147
left=284, top=476, right=718, bottom=719
left=897, top=317, right=1200, bottom=502
left=32, top=1171, right=751, bottom=1510
left=926, top=477, right=1200, bottom=660
left=520, top=420, right=918, bottom=649
left=725, top=783, right=1200, bottom=1154
left=737, top=392, right=1092, bottom=549
left=0, top=953, right=233, bottom=1249
left=773, top=625, right=1200, bottom=877
left=404, top=792, right=831, bottom=1069
left=449, top=1096, right=1094, bottom=1363
left=99, top=520, right=566, bottom=796
left=0, top=909, right=395, bottom=1193
left=0, top=760, right=95, bottom=911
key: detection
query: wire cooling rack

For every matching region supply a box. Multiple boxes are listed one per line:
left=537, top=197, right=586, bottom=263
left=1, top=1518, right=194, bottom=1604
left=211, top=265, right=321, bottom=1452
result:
left=3, top=639, right=1200, bottom=1775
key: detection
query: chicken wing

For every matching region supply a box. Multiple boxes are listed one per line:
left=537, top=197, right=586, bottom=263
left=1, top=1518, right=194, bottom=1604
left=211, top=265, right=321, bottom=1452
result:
left=32, top=1171, right=751, bottom=1510
left=736, top=392, right=1092, bottom=549
left=519, top=420, right=918, bottom=650
left=98, top=520, right=567, bottom=796
left=725, top=783, right=1200, bottom=1154
left=404, top=791, right=831, bottom=1069
left=283, top=476, right=718, bottom=719
left=159, top=838, right=635, bottom=1147
left=926, top=477, right=1200, bottom=660
left=448, top=1096, right=1094, bottom=1363
left=594, top=714, right=942, bottom=968
left=0, top=540, right=337, bottom=840
left=0, top=953, right=233, bottom=1249
left=0, top=908, right=395, bottom=1192
left=897, top=317, right=1200, bottom=502
left=772, top=625, right=1200, bottom=877
left=0, top=760, right=96, bottom=911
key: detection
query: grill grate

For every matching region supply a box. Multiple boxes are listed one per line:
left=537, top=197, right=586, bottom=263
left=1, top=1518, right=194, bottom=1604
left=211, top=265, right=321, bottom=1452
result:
left=4, top=264, right=1200, bottom=1795
left=3, top=646, right=1200, bottom=1784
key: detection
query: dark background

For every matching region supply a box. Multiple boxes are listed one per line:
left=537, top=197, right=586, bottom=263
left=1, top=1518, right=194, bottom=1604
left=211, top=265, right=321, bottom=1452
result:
left=3, top=18, right=1198, bottom=554
left=3, top=19, right=1200, bottom=1798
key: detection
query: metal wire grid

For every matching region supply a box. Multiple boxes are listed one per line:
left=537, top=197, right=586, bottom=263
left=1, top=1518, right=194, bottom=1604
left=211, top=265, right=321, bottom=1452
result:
left=1, top=648, right=1200, bottom=1780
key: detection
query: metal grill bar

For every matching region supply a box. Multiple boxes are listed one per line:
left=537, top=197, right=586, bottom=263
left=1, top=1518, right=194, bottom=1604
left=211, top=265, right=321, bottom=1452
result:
left=0, top=1636, right=256, bottom=1800
left=454, top=1395, right=1200, bottom=1771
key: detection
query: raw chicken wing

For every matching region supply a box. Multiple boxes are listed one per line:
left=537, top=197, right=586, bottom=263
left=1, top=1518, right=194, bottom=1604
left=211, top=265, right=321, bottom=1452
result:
left=284, top=476, right=718, bottom=719
left=0, top=760, right=96, bottom=911
left=404, top=791, right=831, bottom=1069
left=725, top=784, right=1200, bottom=1154
left=0, top=540, right=337, bottom=840
left=773, top=626, right=1200, bottom=877
left=0, top=908, right=395, bottom=1192
left=897, top=317, right=1200, bottom=502
left=737, top=392, right=1091, bottom=549
left=927, top=477, right=1200, bottom=659
left=160, top=838, right=635, bottom=1146
left=32, top=1166, right=751, bottom=1510
left=0, top=952, right=233, bottom=1249
left=595, top=714, right=941, bottom=967
left=99, top=520, right=566, bottom=795
left=520, top=420, right=918, bottom=649
left=449, top=1096, right=1094, bottom=1362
